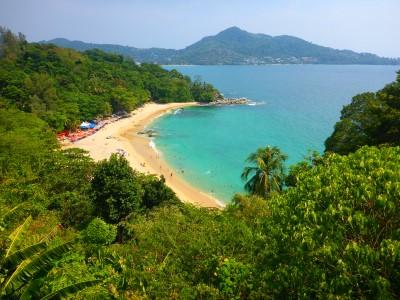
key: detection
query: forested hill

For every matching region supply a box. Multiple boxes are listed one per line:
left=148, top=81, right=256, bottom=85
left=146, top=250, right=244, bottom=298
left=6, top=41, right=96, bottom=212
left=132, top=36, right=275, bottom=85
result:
left=0, top=28, right=219, bottom=131
left=44, top=27, right=400, bottom=65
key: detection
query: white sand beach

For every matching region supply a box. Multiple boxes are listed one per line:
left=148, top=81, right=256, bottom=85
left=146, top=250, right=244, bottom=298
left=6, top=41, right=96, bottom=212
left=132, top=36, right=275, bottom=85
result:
left=63, top=102, right=224, bottom=208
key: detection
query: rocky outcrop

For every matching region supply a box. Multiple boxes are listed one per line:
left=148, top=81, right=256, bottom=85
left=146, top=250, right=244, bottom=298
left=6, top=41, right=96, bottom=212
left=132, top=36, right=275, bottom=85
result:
left=138, top=129, right=158, bottom=137
left=209, top=97, right=251, bottom=105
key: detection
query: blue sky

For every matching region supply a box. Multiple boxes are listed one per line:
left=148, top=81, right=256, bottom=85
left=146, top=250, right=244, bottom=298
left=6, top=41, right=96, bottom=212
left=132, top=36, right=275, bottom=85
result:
left=1, top=0, right=399, bottom=57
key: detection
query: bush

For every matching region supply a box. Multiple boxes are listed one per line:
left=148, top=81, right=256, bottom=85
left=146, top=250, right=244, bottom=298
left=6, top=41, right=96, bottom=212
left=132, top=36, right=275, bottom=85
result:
left=215, top=257, right=251, bottom=299
left=84, top=218, right=116, bottom=245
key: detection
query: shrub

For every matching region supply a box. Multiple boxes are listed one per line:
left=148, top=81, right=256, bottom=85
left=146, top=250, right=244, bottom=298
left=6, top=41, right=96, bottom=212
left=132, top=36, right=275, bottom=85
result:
left=84, top=218, right=117, bottom=245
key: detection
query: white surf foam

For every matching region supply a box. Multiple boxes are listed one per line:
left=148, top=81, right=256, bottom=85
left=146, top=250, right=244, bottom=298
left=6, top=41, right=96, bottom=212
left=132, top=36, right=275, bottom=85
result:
left=149, top=140, right=158, bottom=153
left=173, top=108, right=183, bottom=115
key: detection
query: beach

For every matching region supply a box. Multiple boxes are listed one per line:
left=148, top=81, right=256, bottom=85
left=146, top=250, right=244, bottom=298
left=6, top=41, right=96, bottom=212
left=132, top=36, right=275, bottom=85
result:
left=63, top=102, right=224, bottom=208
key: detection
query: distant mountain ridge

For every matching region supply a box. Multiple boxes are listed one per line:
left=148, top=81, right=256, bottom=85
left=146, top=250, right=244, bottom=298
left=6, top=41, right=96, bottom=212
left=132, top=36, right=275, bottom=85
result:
left=42, top=27, right=400, bottom=65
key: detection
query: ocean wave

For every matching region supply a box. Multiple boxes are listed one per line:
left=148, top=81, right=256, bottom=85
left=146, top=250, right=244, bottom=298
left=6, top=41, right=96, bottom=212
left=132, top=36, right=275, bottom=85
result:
left=149, top=140, right=158, bottom=153
left=173, top=108, right=183, bottom=115
left=247, top=101, right=266, bottom=106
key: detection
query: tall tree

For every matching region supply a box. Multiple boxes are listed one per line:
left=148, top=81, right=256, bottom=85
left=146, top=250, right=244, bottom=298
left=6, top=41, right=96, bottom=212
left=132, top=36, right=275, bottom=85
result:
left=241, top=146, right=287, bottom=198
left=91, top=154, right=144, bottom=223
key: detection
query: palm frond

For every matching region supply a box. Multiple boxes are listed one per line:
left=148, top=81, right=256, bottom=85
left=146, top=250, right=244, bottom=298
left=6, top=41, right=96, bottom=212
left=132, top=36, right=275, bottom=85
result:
left=241, top=166, right=258, bottom=180
left=39, top=280, right=101, bottom=300
left=6, top=216, right=32, bottom=257
left=246, top=151, right=258, bottom=163
left=19, top=278, right=45, bottom=300
left=1, top=258, right=30, bottom=295
left=39, top=226, right=60, bottom=243
left=2, top=241, right=73, bottom=294
left=244, top=175, right=257, bottom=193
left=2, top=241, right=47, bottom=269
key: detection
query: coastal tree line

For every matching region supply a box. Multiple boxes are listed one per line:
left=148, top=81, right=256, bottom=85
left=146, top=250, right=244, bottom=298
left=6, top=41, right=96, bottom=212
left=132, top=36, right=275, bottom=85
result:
left=0, top=27, right=219, bottom=131
left=0, top=27, right=400, bottom=299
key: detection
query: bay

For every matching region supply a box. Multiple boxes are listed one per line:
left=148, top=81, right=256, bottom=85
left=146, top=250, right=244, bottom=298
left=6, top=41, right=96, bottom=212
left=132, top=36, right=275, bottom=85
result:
left=151, top=65, right=399, bottom=202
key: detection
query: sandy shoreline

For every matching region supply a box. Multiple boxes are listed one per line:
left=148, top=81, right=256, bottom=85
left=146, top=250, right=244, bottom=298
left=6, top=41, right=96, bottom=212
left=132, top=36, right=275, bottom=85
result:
left=63, top=102, right=224, bottom=208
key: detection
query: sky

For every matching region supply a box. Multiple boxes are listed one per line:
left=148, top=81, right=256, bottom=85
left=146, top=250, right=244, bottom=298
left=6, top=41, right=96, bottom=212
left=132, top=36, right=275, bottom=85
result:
left=0, top=0, right=399, bottom=57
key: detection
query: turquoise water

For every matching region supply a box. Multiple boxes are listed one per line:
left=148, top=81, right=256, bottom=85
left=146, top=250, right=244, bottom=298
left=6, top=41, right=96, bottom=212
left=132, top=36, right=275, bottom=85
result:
left=151, top=65, right=399, bottom=202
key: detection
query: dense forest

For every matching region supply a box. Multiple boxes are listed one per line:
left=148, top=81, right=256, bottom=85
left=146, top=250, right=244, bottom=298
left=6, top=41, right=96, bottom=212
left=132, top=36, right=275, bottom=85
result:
left=0, top=28, right=219, bottom=131
left=1, top=28, right=400, bottom=299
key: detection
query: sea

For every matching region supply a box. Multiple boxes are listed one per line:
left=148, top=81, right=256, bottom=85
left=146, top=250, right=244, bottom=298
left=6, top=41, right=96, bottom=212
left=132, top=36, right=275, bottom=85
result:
left=150, top=65, right=399, bottom=202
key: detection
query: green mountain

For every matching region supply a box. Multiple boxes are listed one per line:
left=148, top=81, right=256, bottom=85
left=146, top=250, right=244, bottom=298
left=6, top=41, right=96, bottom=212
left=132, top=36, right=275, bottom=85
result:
left=44, top=27, right=400, bottom=65
left=44, top=37, right=179, bottom=64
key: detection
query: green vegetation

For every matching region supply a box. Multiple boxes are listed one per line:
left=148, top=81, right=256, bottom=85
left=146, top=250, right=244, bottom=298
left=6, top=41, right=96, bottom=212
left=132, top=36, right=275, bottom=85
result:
left=0, top=212, right=99, bottom=299
left=1, top=28, right=399, bottom=298
left=44, top=27, right=400, bottom=65
left=325, top=71, right=400, bottom=154
left=241, top=146, right=287, bottom=198
left=83, top=218, right=116, bottom=245
left=91, top=154, right=144, bottom=224
left=0, top=28, right=220, bottom=131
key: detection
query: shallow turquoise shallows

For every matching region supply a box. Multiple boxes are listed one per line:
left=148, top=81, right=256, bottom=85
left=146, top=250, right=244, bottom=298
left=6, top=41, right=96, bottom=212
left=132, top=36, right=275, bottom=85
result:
left=150, top=65, right=399, bottom=202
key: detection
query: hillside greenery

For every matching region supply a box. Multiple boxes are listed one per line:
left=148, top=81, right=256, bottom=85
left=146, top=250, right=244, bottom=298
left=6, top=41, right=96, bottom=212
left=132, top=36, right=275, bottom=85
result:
left=0, top=28, right=400, bottom=299
left=44, top=27, right=400, bottom=65
left=325, top=70, right=400, bottom=154
left=0, top=28, right=219, bottom=131
left=2, top=109, right=399, bottom=298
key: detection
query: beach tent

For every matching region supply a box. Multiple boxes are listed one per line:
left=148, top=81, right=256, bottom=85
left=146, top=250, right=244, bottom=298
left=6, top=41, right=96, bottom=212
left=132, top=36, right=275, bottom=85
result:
left=80, top=121, right=91, bottom=129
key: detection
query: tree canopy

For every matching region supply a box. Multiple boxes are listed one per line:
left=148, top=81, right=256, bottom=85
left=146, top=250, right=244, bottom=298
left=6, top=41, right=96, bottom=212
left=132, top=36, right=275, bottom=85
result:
left=241, top=145, right=287, bottom=198
left=0, top=28, right=220, bottom=131
left=325, top=71, right=400, bottom=154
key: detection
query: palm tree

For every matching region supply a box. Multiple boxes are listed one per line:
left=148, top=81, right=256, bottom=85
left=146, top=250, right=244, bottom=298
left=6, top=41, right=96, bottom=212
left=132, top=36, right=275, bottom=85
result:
left=0, top=207, right=100, bottom=299
left=241, top=146, right=287, bottom=198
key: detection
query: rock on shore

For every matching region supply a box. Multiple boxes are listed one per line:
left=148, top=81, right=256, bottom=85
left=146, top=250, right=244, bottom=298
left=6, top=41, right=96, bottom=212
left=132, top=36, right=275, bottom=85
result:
left=209, top=97, right=251, bottom=105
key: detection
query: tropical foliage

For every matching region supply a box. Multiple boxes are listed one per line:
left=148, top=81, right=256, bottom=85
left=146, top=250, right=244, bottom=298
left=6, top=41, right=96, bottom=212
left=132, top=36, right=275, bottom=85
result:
left=83, top=218, right=116, bottom=245
left=1, top=27, right=399, bottom=299
left=0, top=211, right=99, bottom=299
left=0, top=27, right=220, bottom=131
left=241, top=145, right=287, bottom=198
left=325, top=70, right=400, bottom=154
left=256, top=146, right=400, bottom=298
